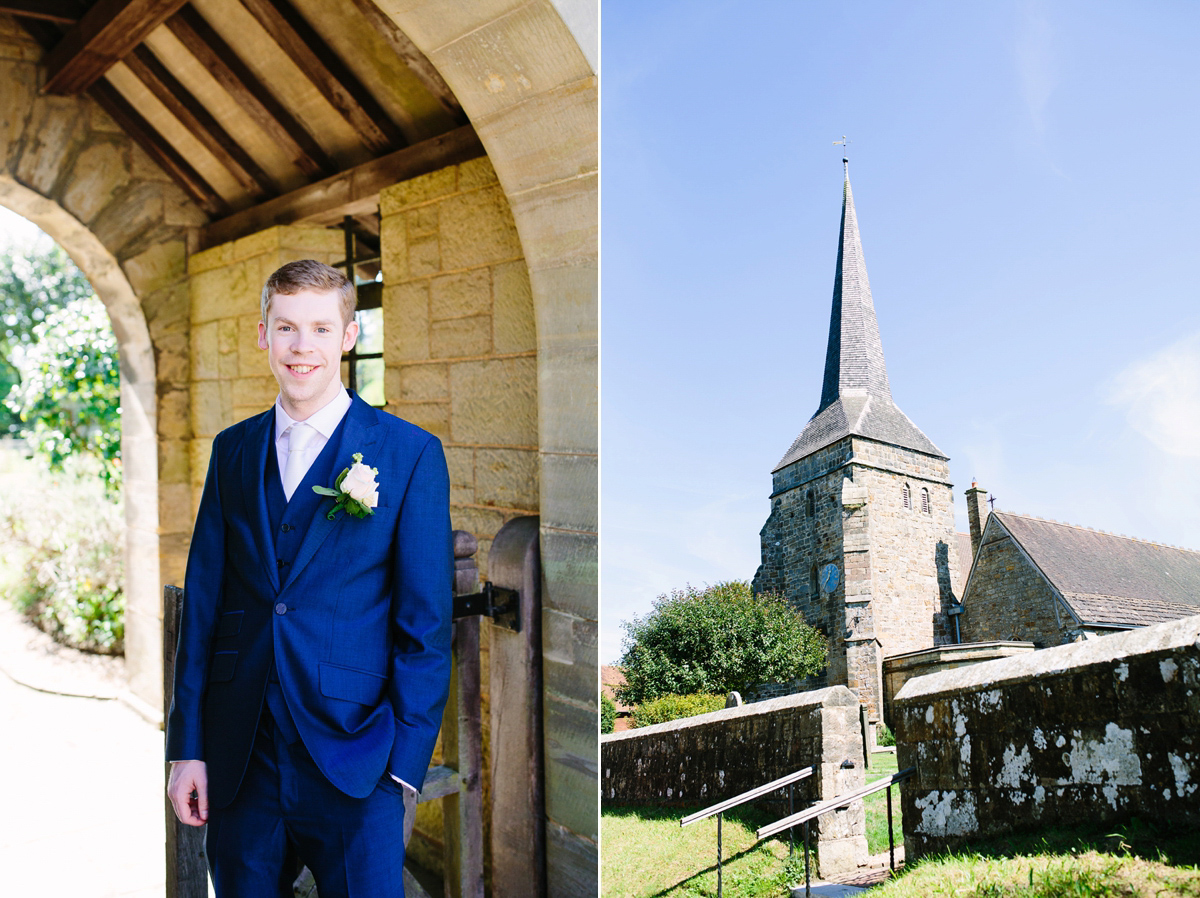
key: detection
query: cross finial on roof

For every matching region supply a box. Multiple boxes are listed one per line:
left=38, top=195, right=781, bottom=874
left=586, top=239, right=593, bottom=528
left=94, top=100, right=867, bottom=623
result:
left=988, top=495, right=997, bottom=510
left=833, top=136, right=851, bottom=176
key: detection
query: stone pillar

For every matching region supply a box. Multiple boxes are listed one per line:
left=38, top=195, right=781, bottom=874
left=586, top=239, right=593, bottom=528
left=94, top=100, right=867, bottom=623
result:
left=840, top=478, right=882, bottom=722
left=965, top=482, right=989, bottom=561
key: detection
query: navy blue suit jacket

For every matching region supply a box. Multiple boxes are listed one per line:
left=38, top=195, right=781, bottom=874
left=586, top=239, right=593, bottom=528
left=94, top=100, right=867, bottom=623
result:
left=166, top=393, right=453, bottom=810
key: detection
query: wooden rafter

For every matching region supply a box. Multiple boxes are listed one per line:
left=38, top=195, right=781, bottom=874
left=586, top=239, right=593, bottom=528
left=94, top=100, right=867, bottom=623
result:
left=89, top=80, right=229, bottom=217
left=201, top=124, right=483, bottom=249
left=42, top=0, right=189, bottom=95
left=0, top=1, right=85, bottom=25
left=124, top=46, right=279, bottom=198
left=346, top=0, right=465, bottom=123
left=166, top=5, right=334, bottom=178
left=238, top=0, right=408, bottom=155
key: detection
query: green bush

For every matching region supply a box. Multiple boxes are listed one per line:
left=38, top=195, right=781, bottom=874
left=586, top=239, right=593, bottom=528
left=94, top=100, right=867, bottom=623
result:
left=877, top=722, right=895, bottom=747
left=0, top=453, right=124, bottom=653
left=632, top=692, right=726, bottom=728
left=601, top=693, right=617, bottom=734
left=617, top=580, right=827, bottom=705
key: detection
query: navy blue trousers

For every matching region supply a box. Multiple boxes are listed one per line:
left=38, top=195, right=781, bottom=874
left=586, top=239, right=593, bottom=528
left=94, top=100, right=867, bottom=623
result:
left=205, top=717, right=407, bottom=898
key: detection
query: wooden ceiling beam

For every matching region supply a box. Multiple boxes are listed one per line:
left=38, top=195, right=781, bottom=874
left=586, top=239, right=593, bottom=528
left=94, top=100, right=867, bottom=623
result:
left=89, top=80, right=229, bottom=218
left=238, top=0, right=408, bottom=155
left=0, top=1, right=85, bottom=25
left=166, top=5, right=334, bottom=178
left=124, top=45, right=280, bottom=199
left=42, top=0, right=189, bottom=95
left=346, top=0, right=465, bottom=124
left=201, top=124, right=483, bottom=249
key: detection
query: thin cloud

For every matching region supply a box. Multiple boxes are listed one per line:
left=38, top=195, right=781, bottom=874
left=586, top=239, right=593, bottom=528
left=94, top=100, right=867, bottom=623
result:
left=1109, top=331, right=1200, bottom=458
left=1016, top=0, right=1055, bottom=136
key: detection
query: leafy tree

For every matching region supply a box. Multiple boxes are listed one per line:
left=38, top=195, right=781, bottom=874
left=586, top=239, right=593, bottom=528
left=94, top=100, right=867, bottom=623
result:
left=617, top=581, right=827, bottom=705
left=5, top=296, right=121, bottom=490
left=0, top=243, right=94, bottom=433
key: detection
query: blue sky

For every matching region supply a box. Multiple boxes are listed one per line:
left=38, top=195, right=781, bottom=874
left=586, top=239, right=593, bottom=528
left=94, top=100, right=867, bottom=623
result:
left=601, top=1, right=1200, bottom=663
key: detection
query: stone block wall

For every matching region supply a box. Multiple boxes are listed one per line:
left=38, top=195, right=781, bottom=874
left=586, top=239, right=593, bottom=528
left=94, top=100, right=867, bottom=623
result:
left=850, top=438, right=959, bottom=657
left=601, top=686, right=868, bottom=876
left=893, top=615, right=1200, bottom=859
left=754, top=436, right=960, bottom=719
left=960, top=521, right=1064, bottom=646
left=881, top=642, right=1035, bottom=727
left=378, top=157, right=537, bottom=577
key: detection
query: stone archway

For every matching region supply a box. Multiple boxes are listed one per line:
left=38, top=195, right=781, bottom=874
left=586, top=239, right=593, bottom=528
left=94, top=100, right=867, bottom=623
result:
left=373, top=1, right=599, bottom=883
left=0, top=176, right=161, bottom=708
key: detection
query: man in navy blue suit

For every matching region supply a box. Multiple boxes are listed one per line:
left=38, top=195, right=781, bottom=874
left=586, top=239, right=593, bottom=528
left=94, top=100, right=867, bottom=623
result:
left=166, top=260, right=452, bottom=897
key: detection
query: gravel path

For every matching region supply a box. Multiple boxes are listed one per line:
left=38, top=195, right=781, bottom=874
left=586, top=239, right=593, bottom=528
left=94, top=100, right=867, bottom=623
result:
left=0, top=601, right=168, bottom=897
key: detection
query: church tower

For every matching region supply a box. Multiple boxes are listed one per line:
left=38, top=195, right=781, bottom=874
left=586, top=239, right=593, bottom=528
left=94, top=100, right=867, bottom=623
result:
left=752, top=165, right=961, bottom=722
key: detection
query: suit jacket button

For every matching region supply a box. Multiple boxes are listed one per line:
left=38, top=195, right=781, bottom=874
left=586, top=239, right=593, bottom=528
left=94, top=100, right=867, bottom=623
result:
left=275, top=602, right=287, bottom=615
left=281, top=523, right=292, bottom=532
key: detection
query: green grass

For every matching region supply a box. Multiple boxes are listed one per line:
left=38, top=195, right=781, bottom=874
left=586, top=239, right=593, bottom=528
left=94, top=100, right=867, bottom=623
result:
left=601, top=803, right=804, bottom=898
left=603, top=760, right=1200, bottom=898
left=863, top=749, right=902, bottom=856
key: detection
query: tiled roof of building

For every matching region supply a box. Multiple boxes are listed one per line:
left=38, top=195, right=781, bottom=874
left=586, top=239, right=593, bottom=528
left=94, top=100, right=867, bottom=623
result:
left=993, top=511, right=1200, bottom=627
left=775, top=171, right=945, bottom=471
left=601, top=665, right=631, bottom=712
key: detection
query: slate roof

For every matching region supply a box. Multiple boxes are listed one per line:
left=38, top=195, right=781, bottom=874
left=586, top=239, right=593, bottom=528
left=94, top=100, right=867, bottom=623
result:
left=992, top=511, right=1200, bottom=629
left=775, top=171, right=944, bottom=471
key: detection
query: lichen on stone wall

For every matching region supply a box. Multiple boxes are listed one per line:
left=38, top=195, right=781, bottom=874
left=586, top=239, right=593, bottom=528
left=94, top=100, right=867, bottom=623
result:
left=913, top=790, right=977, bottom=837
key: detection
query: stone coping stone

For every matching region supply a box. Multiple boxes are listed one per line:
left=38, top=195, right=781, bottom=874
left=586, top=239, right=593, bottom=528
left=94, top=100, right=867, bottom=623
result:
left=894, top=613, right=1200, bottom=704
left=600, top=685, right=857, bottom=743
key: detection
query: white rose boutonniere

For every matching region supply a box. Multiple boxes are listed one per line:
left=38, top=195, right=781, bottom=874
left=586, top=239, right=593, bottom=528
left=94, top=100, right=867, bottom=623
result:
left=313, top=452, right=379, bottom=520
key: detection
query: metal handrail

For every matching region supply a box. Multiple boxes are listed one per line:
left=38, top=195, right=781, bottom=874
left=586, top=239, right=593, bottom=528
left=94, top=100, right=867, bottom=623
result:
left=677, top=765, right=814, bottom=898
left=757, top=766, right=915, bottom=838
left=680, top=766, right=813, bottom=826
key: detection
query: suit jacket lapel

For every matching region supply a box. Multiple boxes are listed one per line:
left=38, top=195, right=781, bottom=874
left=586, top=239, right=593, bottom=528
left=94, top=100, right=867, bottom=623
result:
left=281, top=394, right=382, bottom=593
left=242, top=408, right=281, bottom=592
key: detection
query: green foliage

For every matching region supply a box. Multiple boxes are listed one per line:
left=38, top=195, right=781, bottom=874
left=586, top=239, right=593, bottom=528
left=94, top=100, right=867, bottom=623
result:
left=0, top=454, right=124, bottom=654
left=0, top=243, right=94, bottom=434
left=601, top=693, right=617, bottom=734
left=877, top=722, right=896, bottom=747
left=617, top=581, right=827, bottom=705
left=632, top=693, right=727, bottom=728
left=5, top=296, right=121, bottom=492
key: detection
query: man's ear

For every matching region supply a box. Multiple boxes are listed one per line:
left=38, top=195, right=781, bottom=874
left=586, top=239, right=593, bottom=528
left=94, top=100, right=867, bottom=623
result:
left=341, top=319, right=359, bottom=352
left=257, top=320, right=268, bottom=350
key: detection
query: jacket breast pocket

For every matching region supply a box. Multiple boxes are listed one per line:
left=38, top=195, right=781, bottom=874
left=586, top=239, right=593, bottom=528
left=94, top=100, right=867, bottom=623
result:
left=319, top=662, right=387, bottom=705
left=208, top=651, right=238, bottom=683
left=215, top=610, right=243, bottom=638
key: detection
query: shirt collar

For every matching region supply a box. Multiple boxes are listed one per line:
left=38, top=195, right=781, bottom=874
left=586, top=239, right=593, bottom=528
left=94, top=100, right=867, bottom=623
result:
left=274, top=386, right=352, bottom=443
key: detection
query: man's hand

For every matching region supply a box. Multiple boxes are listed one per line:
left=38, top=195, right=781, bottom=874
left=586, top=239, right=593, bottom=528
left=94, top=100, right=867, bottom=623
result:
left=167, top=760, right=209, bottom=826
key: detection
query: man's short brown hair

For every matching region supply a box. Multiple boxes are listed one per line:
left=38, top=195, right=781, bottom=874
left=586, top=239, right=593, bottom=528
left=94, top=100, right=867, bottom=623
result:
left=261, top=260, right=356, bottom=326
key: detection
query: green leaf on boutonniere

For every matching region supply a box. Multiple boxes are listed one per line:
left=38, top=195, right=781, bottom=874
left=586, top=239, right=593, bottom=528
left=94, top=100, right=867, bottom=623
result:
left=312, top=452, right=379, bottom=520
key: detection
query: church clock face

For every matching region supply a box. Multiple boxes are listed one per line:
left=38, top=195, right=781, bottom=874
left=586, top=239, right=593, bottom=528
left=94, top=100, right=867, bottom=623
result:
left=819, top=563, right=840, bottom=594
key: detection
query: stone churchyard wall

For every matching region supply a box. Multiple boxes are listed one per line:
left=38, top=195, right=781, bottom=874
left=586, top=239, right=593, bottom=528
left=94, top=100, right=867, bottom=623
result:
left=881, top=642, right=1036, bottom=727
left=892, top=615, right=1200, bottom=859
left=601, top=686, right=868, bottom=876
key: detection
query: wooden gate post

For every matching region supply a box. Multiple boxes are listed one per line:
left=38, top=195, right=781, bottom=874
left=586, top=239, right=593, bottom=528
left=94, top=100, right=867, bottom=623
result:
left=163, top=585, right=208, bottom=898
left=487, top=516, right=545, bottom=897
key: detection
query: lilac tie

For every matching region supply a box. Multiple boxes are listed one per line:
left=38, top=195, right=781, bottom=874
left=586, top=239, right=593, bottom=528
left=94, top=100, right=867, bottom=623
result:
left=281, top=423, right=316, bottom=501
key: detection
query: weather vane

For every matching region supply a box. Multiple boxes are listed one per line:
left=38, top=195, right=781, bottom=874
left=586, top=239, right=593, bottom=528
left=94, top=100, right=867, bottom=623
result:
left=833, top=135, right=851, bottom=175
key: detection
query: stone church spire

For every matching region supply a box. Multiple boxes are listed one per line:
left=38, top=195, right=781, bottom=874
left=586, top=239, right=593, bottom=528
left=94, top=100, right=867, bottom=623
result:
left=773, top=167, right=946, bottom=471
left=818, top=166, right=892, bottom=411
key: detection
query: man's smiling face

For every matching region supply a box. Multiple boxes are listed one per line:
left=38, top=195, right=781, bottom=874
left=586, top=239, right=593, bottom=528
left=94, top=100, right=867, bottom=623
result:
left=258, top=287, right=359, bottom=421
